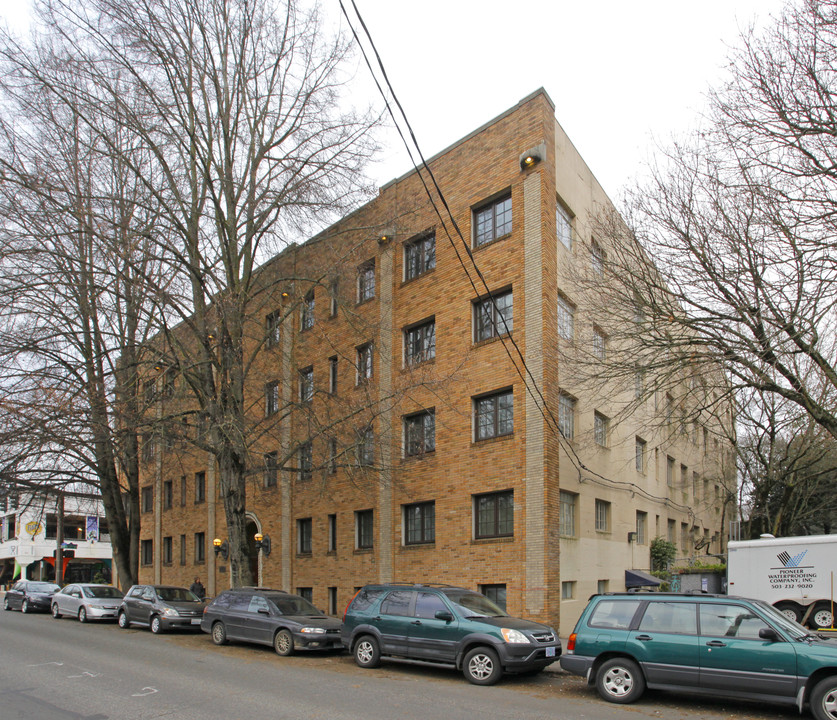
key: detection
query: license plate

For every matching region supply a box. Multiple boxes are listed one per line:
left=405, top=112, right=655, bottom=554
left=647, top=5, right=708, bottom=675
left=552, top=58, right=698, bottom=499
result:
left=191, top=618, right=202, bottom=625
left=546, top=647, right=556, bottom=657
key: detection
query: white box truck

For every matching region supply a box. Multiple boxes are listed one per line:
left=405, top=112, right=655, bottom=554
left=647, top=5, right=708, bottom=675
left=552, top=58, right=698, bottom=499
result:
left=727, top=534, right=837, bottom=629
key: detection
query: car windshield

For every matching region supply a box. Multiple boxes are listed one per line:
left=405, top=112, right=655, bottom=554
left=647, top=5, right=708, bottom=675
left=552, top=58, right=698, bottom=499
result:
left=29, top=583, right=60, bottom=593
left=83, top=586, right=124, bottom=599
left=442, top=590, right=506, bottom=617
left=752, top=599, right=810, bottom=640
left=156, top=587, right=200, bottom=602
left=268, top=595, right=320, bottom=615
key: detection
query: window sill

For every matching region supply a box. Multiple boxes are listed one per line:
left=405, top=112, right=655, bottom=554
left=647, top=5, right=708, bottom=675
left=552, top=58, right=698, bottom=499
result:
left=471, top=536, right=514, bottom=545
left=401, top=450, right=436, bottom=463
left=402, top=357, right=436, bottom=371
left=296, top=552, right=312, bottom=558
left=472, top=232, right=512, bottom=251
left=472, top=433, right=514, bottom=447
left=472, top=333, right=511, bottom=349
left=354, top=547, right=374, bottom=554
left=401, top=542, right=435, bottom=550
left=355, top=297, right=376, bottom=307
left=401, top=267, right=435, bottom=287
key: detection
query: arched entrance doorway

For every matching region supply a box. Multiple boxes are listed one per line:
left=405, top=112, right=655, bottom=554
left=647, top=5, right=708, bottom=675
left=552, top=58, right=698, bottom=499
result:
left=245, top=518, right=259, bottom=585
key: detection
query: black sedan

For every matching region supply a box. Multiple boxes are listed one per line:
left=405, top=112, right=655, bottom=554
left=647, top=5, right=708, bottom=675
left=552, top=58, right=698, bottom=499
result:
left=4, top=580, right=61, bottom=613
left=201, top=588, right=342, bottom=655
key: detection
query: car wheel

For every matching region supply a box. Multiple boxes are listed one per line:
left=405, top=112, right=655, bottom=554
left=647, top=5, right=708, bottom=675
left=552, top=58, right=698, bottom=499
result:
left=811, top=675, right=837, bottom=720
left=596, top=657, right=646, bottom=704
left=811, top=604, right=835, bottom=630
left=150, top=615, right=163, bottom=634
left=775, top=602, right=802, bottom=623
left=4, top=597, right=10, bottom=611
left=21, top=599, right=29, bottom=614
left=78, top=607, right=88, bottom=623
left=211, top=622, right=227, bottom=645
left=118, top=611, right=131, bottom=629
left=463, top=647, right=502, bottom=686
left=274, top=629, right=294, bottom=656
left=52, top=604, right=62, bottom=619
left=353, top=635, right=380, bottom=668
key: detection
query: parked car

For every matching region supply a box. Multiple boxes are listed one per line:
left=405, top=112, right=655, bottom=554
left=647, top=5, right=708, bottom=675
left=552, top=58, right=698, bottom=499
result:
left=3, top=580, right=61, bottom=613
left=201, top=587, right=342, bottom=655
left=117, top=584, right=203, bottom=633
left=341, top=583, right=561, bottom=685
left=561, top=592, right=837, bottom=720
left=52, top=583, right=124, bottom=622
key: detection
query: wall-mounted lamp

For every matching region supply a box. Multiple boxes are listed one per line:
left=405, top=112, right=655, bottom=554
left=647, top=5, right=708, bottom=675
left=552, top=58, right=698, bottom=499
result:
left=519, top=142, right=546, bottom=171
left=627, top=531, right=637, bottom=544
left=254, top=532, right=271, bottom=556
left=520, top=153, right=540, bottom=169
left=281, top=291, right=290, bottom=298
left=154, top=360, right=164, bottom=371
left=213, top=538, right=229, bottom=560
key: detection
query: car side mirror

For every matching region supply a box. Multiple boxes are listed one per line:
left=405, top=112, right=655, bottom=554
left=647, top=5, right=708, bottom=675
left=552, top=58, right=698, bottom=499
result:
left=258, top=608, right=270, bottom=615
left=435, top=611, right=454, bottom=622
left=759, top=627, right=780, bottom=642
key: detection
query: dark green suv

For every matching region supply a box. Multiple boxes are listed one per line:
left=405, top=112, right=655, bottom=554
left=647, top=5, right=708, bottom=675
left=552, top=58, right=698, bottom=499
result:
left=341, top=583, right=561, bottom=685
left=561, top=592, right=837, bottom=720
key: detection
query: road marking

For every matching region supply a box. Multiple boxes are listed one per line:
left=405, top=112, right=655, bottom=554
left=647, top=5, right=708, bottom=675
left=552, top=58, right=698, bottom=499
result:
left=26, top=662, right=64, bottom=667
left=131, top=687, right=158, bottom=697
left=68, top=671, right=102, bottom=678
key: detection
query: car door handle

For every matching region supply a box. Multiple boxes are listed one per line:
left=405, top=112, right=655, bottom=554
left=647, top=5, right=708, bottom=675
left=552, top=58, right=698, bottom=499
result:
left=635, top=634, right=653, bottom=641
left=706, top=640, right=726, bottom=647
left=411, top=620, right=422, bottom=625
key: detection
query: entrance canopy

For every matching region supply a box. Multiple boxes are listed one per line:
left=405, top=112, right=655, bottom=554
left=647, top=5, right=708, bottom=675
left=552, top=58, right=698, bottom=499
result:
left=625, top=569, right=661, bottom=589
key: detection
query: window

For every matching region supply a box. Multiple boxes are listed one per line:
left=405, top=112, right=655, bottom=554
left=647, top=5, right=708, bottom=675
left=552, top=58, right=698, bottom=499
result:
left=162, top=536, right=173, bottom=565
left=356, top=343, right=373, bottom=383
left=405, top=318, right=436, bottom=364
left=329, top=280, right=339, bottom=318
left=597, top=579, right=609, bottom=595
left=301, top=290, right=315, bottom=330
left=591, top=239, right=605, bottom=274
left=356, top=509, right=373, bottom=549
left=667, top=519, right=676, bottom=543
left=636, top=511, right=647, bottom=545
left=693, top=471, right=700, bottom=498
left=141, top=433, right=155, bottom=464
left=474, top=490, right=513, bottom=539
left=266, top=310, right=281, bottom=348
left=180, top=475, right=186, bottom=506
left=404, top=501, right=435, bottom=545
left=595, top=499, right=610, bottom=532
left=557, top=295, right=575, bottom=340
left=405, top=233, right=435, bottom=280
left=328, top=587, right=338, bottom=615
left=195, top=472, right=206, bottom=504
left=141, top=486, right=153, bottom=514
left=681, top=464, right=688, bottom=490
left=480, top=584, right=507, bottom=612
left=681, top=522, right=689, bottom=551
left=667, top=456, right=675, bottom=487
left=635, top=438, right=646, bottom=473
left=415, top=592, right=448, bottom=619
left=328, top=514, right=337, bottom=552
left=298, top=441, right=312, bottom=481
left=594, top=412, right=609, bottom=447
left=357, top=427, right=374, bottom=467
left=559, top=491, right=577, bottom=537
left=699, top=603, right=768, bottom=640
left=328, top=437, right=338, bottom=474
left=640, top=601, right=697, bottom=635
left=561, top=581, right=576, bottom=600
left=297, top=518, right=312, bottom=554
left=299, top=366, right=313, bottom=403
left=404, top=410, right=435, bottom=457
left=474, top=389, right=513, bottom=441
left=589, top=599, right=642, bottom=629
left=558, top=393, right=575, bottom=440
left=141, top=539, right=153, bottom=566
left=381, top=590, right=412, bottom=616
left=474, top=194, right=512, bottom=246
left=357, top=261, right=375, bottom=303
left=474, top=289, right=513, bottom=342
left=264, top=451, right=278, bottom=488
left=162, top=369, right=176, bottom=398
left=265, top=380, right=279, bottom=416
left=296, top=587, right=313, bottom=604
left=194, top=532, right=205, bottom=564
left=592, top=327, right=607, bottom=360
left=163, top=480, right=173, bottom=510
left=635, top=368, right=645, bottom=399
left=180, top=534, right=186, bottom=565
left=556, top=202, right=572, bottom=250
left=328, top=356, right=338, bottom=394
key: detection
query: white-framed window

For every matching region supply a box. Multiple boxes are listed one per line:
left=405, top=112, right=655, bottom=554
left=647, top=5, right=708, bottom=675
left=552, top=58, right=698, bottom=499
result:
left=561, top=581, right=576, bottom=600
left=405, top=318, right=436, bottom=365
left=556, top=202, right=572, bottom=250
left=356, top=343, right=373, bottom=383
left=357, top=426, right=374, bottom=467
left=557, top=294, right=575, bottom=340
left=592, top=327, right=607, bottom=360
left=635, top=437, right=646, bottom=473
left=594, top=411, right=609, bottom=447
left=298, top=441, right=312, bottom=481
left=595, top=499, right=610, bottom=532
left=636, top=511, right=647, bottom=545
left=474, top=389, right=513, bottom=441
left=404, top=233, right=436, bottom=281
left=301, top=290, right=315, bottom=330
left=667, top=456, right=675, bottom=487
left=299, top=366, right=313, bottom=403
left=358, top=260, right=375, bottom=303
left=403, top=501, right=435, bottom=545
left=559, top=490, right=577, bottom=537
left=474, top=289, right=513, bottom=341
left=591, top=239, right=605, bottom=274
left=558, top=393, right=575, bottom=440
left=265, top=380, right=279, bottom=416
left=474, top=194, right=512, bottom=247
left=266, top=310, right=281, bottom=348
left=404, top=410, right=435, bottom=457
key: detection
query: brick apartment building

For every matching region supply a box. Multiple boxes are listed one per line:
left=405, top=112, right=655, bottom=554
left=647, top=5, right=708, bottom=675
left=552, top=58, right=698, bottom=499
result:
left=137, top=89, right=733, bottom=635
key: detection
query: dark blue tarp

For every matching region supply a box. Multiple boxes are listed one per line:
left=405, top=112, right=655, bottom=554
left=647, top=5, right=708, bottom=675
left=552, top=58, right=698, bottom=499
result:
left=625, top=569, right=661, bottom=588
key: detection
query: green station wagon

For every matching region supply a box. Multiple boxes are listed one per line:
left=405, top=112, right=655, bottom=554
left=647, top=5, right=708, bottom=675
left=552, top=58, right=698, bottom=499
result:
left=342, top=582, right=561, bottom=685
left=561, top=592, right=837, bottom=720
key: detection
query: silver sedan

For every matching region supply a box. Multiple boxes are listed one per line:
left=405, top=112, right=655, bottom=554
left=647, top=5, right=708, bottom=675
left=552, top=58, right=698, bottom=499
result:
left=52, top=583, right=125, bottom=623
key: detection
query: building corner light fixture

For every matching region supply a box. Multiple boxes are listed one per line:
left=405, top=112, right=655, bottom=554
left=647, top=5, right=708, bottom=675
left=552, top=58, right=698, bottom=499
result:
left=521, top=153, right=540, bottom=169
left=254, top=532, right=271, bottom=556
left=519, top=141, right=546, bottom=171
left=213, top=537, right=229, bottom=560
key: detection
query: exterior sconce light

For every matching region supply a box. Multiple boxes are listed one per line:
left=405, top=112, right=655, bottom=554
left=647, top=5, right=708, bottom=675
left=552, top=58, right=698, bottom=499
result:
left=519, top=142, right=546, bottom=171
left=254, top=532, right=271, bottom=556
left=213, top=537, right=229, bottom=560
left=520, top=153, right=540, bottom=169
left=281, top=291, right=290, bottom=298
left=627, top=531, right=637, bottom=544
left=154, top=360, right=164, bottom=371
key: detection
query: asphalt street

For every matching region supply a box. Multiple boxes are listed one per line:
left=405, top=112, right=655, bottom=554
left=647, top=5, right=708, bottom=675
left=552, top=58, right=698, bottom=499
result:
left=0, top=604, right=802, bottom=720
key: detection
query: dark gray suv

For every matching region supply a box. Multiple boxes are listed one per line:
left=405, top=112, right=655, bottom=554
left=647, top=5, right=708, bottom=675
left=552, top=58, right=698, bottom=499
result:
left=342, top=583, right=561, bottom=685
left=117, top=584, right=204, bottom=633
left=200, top=588, right=341, bottom=655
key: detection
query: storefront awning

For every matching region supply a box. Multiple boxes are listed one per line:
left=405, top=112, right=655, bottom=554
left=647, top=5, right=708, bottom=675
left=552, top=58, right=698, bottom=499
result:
left=625, top=569, right=661, bottom=588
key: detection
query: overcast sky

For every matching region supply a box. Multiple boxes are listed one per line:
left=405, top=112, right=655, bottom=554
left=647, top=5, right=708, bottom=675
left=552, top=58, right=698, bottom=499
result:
left=1, top=0, right=790, bottom=201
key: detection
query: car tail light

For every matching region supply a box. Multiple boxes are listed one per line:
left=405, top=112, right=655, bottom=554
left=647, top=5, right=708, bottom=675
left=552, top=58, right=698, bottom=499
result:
left=343, top=589, right=361, bottom=622
left=567, top=633, right=576, bottom=652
